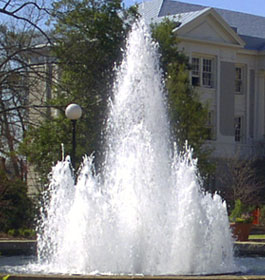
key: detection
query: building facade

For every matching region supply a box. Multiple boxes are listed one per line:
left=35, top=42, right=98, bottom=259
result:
left=140, top=0, right=265, bottom=159
left=27, top=45, right=59, bottom=196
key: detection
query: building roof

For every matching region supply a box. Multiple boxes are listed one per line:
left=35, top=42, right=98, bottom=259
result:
left=140, top=0, right=265, bottom=50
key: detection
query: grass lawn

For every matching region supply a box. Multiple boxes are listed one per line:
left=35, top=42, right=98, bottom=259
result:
left=249, top=234, right=265, bottom=239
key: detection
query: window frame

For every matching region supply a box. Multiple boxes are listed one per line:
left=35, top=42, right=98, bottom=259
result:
left=191, top=56, right=215, bottom=88
left=235, top=66, right=243, bottom=94
left=205, top=111, right=216, bottom=141
left=234, top=116, right=243, bottom=143
left=191, top=57, right=200, bottom=87
left=202, top=58, right=213, bottom=87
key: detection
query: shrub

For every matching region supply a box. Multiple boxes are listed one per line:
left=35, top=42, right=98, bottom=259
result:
left=229, top=199, right=254, bottom=223
left=0, top=169, right=35, bottom=233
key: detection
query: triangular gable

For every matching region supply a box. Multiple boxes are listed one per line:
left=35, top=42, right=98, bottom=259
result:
left=172, top=8, right=245, bottom=48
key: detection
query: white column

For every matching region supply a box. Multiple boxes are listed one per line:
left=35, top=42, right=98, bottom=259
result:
left=216, top=55, right=221, bottom=140
left=256, top=70, right=265, bottom=140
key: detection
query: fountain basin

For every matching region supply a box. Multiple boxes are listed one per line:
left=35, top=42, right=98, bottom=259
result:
left=0, top=240, right=36, bottom=256
left=234, top=242, right=265, bottom=257
left=2, top=240, right=265, bottom=257
left=1, top=255, right=265, bottom=278
left=1, top=274, right=265, bottom=280
left=1, top=255, right=265, bottom=279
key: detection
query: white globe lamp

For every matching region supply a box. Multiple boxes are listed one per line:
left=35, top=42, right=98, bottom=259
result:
left=65, top=103, right=82, bottom=120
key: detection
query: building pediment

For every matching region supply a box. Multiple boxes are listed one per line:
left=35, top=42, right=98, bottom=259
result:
left=173, top=8, right=245, bottom=48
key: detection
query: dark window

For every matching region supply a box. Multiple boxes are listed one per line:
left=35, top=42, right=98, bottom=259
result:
left=235, top=117, right=242, bottom=142
left=235, top=67, right=243, bottom=93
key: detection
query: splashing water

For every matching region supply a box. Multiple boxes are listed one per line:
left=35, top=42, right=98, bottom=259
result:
left=36, top=20, right=236, bottom=275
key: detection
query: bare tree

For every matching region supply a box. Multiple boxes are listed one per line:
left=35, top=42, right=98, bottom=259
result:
left=0, top=0, right=51, bottom=41
left=0, top=0, right=53, bottom=180
left=216, top=155, right=265, bottom=209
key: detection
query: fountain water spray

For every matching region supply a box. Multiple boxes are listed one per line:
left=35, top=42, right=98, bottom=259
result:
left=36, top=20, right=236, bottom=275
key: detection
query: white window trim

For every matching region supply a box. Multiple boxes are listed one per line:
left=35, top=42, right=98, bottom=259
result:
left=191, top=55, right=215, bottom=88
left=235, top=65, right=244, bottom=95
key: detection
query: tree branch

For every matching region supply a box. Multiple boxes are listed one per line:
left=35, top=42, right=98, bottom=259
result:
left=0, top=1, right=52, bottom=44
left=0, top=104, right=65, bottom=115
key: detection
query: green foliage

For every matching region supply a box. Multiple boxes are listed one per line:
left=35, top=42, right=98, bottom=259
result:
left=230, top=199, right=244, bottom=221
left=0, top=169, right=34, bottom=232
left=50, top=0, right=129, bottom=161
left=167, top=64, right=209, bottom=151
left=151, top=19, right=215, bottom=185
left=20, top=114, right=71, bottom=182
left=229, top=199, right=254, bottom=223
left=151, top=19, right=188, bottom=72
left=19, top=228, right=35, bottom=238
left=7, top=228, right=35, bottom=238
left=21, top=0, right=137, bottom=182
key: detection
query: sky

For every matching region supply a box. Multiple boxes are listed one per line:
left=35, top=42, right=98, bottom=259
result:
left=123, top=0, right=265, bottom=17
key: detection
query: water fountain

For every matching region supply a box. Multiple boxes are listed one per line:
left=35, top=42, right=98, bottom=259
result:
left=1, top=20, right=238, bottom=277
left=32, top=20, right=237, bottom=276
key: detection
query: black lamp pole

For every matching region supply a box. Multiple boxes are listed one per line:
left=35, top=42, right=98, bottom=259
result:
left=71, top=119, right=77, bottom=170
left=65, top=103, right=82, bottom=171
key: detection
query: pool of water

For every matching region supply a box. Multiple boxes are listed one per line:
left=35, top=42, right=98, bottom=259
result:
left=237, top=257, right=265, bottom=275
left=0, top=256, right=265, bottom=276
left=0, top=255, right=36, bottom=274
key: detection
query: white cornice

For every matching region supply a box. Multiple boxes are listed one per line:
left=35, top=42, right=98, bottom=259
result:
left=178, top=36, right=243, bottom=49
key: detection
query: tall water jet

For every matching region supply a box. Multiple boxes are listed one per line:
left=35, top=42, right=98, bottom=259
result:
left=36, top=20, right=236, bottom=275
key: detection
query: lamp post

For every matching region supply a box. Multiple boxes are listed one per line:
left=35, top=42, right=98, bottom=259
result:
left=65, top=103, right=82, bottom=170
